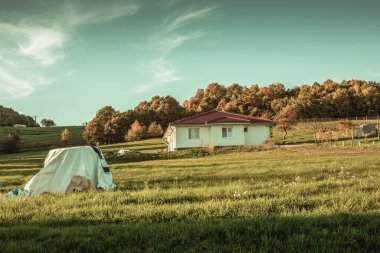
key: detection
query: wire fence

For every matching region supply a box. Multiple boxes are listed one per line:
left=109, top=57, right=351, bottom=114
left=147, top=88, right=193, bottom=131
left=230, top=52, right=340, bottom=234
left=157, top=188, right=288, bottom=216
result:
left=294, top=115, right=380, bottom=124
left=287, top=115, right=380, bottom=145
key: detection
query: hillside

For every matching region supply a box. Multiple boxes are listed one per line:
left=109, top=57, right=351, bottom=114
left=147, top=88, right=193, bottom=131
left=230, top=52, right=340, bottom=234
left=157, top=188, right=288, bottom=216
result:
left=0, top=126, right=85, bottom=150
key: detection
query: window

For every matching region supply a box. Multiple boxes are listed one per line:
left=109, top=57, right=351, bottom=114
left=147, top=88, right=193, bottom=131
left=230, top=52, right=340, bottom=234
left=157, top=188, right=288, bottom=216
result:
left=222, top=127, right=232, bottom=138
left=188, top=128, right=199, bottom=139
left=244, top=127, right=248, bottom=132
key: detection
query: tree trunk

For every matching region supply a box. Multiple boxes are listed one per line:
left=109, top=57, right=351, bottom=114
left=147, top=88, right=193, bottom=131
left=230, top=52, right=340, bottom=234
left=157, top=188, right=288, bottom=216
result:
left=283, top=130, right=287, bottom=139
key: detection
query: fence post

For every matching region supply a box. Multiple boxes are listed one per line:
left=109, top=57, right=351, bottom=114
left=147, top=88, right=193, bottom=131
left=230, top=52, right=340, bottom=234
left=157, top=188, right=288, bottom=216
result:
left=377, top=115, right=380, bottom=142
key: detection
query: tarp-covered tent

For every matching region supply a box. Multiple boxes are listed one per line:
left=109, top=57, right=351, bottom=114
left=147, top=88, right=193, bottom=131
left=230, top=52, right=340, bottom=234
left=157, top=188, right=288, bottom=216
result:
left=18, top=146, right=116, bottom=196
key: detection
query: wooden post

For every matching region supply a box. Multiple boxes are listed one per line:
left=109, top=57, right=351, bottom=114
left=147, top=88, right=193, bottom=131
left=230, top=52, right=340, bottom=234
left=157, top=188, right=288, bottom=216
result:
left=351, top=128, right=354, bottom=147
left=377, top=115, right=380, bottom=143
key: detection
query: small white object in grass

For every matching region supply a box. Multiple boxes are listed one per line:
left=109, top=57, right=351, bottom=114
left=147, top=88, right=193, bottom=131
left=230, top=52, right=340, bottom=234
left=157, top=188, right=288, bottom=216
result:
left=117, top=149, right=131, bottom=155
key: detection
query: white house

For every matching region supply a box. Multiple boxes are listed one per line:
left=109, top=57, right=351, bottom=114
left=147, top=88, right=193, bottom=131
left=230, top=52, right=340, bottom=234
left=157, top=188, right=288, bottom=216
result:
left=163, top=110, right=275, bottom=151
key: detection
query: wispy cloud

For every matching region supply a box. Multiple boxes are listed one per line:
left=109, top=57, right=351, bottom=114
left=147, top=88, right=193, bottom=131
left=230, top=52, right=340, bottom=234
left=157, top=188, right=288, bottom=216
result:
left=61, top=2, right=138, bottom=27
left=0, top=67, right=35, bottom=98
left=161, top=5, right=218, bottom=34
left=0, top=1, right=138, bottom=99
left=156, top=30, right=204, bottom=54
left=150, top=58, right=181, bottom=84
left=135, top=5, right=218, bottom=94
left=132, top=58, right=181, bottom=94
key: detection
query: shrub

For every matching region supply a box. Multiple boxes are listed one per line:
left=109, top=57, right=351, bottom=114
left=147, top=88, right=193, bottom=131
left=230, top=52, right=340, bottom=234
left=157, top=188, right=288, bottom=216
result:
left=147, top=122, right=164, bottom=137
left=60, top=128, right=71, bottom=145
left=3, top=132, right=21, bottom=153
left=125, top=120, right=146, bottom=142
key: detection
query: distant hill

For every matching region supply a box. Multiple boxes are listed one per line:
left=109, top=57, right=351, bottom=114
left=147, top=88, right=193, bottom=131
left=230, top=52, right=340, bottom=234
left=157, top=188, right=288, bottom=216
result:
left=0, top=126, right=85, bottom=151
left=0, top=106, right=38, bottom=127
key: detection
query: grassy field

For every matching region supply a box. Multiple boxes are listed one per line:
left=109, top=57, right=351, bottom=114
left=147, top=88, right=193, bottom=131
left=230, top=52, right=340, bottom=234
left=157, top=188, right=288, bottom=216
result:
left=272, top=120, right=380, bottom=145
left=0, top=126, right=85, bottom=150
left=0, top=139, right=379, bottom=252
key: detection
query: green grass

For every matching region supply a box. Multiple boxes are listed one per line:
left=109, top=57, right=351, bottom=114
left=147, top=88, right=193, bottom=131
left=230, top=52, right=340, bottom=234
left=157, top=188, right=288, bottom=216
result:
left=0, top=139, right=379, bottom=252
left=0, top=126, right=85, bottom=150
left=272, top=120, right=380, bottom=145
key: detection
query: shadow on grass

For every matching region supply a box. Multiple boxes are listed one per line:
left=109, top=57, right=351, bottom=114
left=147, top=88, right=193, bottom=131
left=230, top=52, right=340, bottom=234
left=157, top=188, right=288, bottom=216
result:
left=0, top=214, right=378, bottom=253
left=0, top=167, right=40, bottom=176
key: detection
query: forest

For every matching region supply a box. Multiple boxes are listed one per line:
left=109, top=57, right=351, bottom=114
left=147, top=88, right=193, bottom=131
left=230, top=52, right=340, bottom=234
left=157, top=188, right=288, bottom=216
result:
left=0, top=106, right=38, bottom=127
left=83, top=79, right=380, bottom=144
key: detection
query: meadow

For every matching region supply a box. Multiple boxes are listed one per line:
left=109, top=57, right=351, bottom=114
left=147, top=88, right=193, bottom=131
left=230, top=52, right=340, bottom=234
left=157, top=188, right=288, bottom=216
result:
left=0, top=126, right=85, bottom=150
left=0, top=137, right=379, bottom=252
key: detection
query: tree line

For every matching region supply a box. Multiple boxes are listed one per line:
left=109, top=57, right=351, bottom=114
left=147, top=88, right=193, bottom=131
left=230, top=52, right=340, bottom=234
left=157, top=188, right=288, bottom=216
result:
left=83, top=79, right=380, bottom=144
left=0, top=106, right=38, bottom=127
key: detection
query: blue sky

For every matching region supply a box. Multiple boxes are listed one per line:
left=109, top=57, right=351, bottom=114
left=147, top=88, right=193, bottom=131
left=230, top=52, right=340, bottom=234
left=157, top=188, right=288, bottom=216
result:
left=1, top=0, right=379, bottom=125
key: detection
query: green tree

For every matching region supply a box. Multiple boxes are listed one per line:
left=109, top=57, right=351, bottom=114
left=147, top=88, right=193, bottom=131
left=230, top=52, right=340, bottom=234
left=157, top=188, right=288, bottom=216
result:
left=40, top=118, right=56, bottom=127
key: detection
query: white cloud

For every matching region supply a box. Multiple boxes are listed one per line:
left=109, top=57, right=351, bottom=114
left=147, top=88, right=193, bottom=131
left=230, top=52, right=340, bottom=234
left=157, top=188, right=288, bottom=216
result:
left=134, top=5, right=218, bottom=94
left=0, top=67, right=34, bottom=98
left=61, top=2, right=138, bottom=27
left=158, top=30, right=204, bottom=54
left=161, top=5, right=218, bottom=33
left=0, top=1, right=139, bottom=99
left=131, top=58, right=181, bottom=94
left=150, top=58, right=181, bottom=83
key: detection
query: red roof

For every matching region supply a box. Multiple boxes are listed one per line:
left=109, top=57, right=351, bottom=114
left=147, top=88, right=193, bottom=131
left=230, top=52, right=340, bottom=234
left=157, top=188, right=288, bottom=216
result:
left=171, top=110, right=275, bottom=125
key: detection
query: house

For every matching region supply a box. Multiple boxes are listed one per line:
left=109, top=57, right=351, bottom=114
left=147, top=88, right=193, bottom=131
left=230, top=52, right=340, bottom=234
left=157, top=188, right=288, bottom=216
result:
left=163, top=110, right=275, bottom=151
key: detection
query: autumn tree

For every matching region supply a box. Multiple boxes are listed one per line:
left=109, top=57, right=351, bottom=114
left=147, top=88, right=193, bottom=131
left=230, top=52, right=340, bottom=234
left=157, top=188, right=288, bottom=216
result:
left=83, top=79, right=380, bottom=145
left=60, top=128, right=71, bottom=145
left=82, top=118, right=103, bottom=145
left=199, top=83, right=226, bottom=112
left=125, top=120, right=146, bottom=141
left=83, top=106, right=118, bottom=144
left=147, top=122, right=164, bottom=137
left=274, top=105, right=298, bottom=139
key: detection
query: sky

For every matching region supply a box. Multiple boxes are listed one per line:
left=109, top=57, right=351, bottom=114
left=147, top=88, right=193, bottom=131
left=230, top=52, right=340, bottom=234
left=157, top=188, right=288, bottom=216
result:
left=0, top=0, right=379, bottom=125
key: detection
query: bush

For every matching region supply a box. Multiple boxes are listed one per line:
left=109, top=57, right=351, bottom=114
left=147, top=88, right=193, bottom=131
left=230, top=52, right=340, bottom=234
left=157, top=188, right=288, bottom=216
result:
left=61, top=128, right=72, bottom=145
left=3, top=132, right=21, bottom=153
left=147, top=122, right=164, bottom=137
left=125, top=120, right=146, bottom=142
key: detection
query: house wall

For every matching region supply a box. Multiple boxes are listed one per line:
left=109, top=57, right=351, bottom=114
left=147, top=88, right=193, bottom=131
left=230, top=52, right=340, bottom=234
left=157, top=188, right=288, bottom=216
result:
left=170, top=124, right=271, bottom=150
left=168, top=128, right=176, bottom=151
left=210, top=125, right=245, bottom=146
left=244, top=125, right=270, bottom=145
left=175, top=126, right=211, bottom=149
